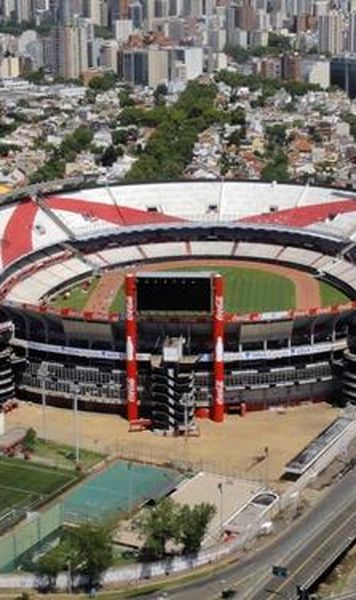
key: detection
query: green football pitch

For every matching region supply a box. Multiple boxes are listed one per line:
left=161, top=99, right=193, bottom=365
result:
left=109, top=265, right=348, bottom=313
left=52, top=264, right=349, bottom=314
left=0, top=457, right=77, bottom=516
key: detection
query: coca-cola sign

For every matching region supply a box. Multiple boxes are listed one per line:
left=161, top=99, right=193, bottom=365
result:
left=214, top=295, right=224, bottom=321
left=126, top=295, right=134, bottom=320
left=127, top=377, right=136, bottom=403
left=215, top=380, right=224, bottom=405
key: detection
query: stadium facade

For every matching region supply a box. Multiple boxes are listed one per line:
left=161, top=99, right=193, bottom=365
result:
left=0, top=180, right=356, bottom=427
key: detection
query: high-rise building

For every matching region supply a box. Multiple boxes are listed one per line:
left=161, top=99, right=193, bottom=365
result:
left=0, top=55, right=20, bottom=77
left=15, top=0, right=32, bottom=23
left=148, top=46, right=169, bottom=86
left=58, top=0, right=82, bottom=24
left=2, top=0, right=16, bottom=19
left=121, top=48, right=148, bottom=84
left=83, top=0, right=108, bottom=25
left=348, top=12, right=356, bottom=52
left=52, top=22, right=89, bottom=79
left=331, top=54, right=356, bottom=97
left=113, top=19, right=133, bottom=41
left=128, top=0, right=143, bottom=28
left=318, top=12, right=344, bottom=55
left=302, top=57, right=330, bottom=88
left=99, top=38, right=118, bottom=70
left=282, top=53, right=302, bottom=81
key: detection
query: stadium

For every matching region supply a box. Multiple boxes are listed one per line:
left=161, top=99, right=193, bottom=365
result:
left=0, top=179, right=356, bottom=431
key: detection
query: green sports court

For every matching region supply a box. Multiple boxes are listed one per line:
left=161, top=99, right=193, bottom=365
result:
left=63, top=460, right=183, bottom=523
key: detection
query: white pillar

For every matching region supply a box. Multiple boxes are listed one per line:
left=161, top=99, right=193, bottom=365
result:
left=0, top=411, right=5, bottom=436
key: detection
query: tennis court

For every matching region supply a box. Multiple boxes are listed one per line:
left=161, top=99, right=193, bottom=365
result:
left=64, top=460, right=183, bottom=523
left=0, top=457, right=76, bottom=516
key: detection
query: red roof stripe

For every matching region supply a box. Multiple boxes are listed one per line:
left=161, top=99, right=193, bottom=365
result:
left=2, top=200, right=38, bottom=266
left=238, top=200, right=356, bottom=227
left=46, top=196, right=183, bottom=226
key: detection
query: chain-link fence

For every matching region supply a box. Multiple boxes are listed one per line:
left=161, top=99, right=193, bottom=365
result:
left=0, top=503, right=64, bottom=573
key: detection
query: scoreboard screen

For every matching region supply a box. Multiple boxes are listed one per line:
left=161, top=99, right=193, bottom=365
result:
left=136, top=272, right=212, bottom=312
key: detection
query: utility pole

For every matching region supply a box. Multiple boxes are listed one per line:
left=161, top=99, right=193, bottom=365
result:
left=218, top=481, right=224, bottom=538
left=70, top=383, right=80, bottom=466
left=38, top=362, right=49, bottom=441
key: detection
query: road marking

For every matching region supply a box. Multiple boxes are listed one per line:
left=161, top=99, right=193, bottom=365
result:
left=232, top=494, right=356, bottom=599
left=269, top=509, right=356, bottom=597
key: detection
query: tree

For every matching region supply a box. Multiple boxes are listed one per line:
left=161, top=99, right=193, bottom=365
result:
left=262, top=152, right=290, bottom=182
left=268, top=32, right=291, bottom=51
left=88, top=71, right=117, bottom=92
left=228, top=130, right=242, bottom=149
left=58, top=125, right=93, bottom=162
left=119, top=88, right=134, bottom=107
left=25, top=68, right=46, bottom=85
left=70, top=523, right=113, bottom=587
left=265, top=124, right=287, bottom=147
left=23, top=428, right=37, bottom=452
left=29, top=156, right=65, bottom=183
left=125, top=81, right=219, bottom=182
left=112, top=129, right=130, bottom=146
left=138, top=498, right=180, bottom=560
left=101, top=145, right=121, bottom=167
left=179, top=503, right=216, bottom=554
left=230, top=107, right=246, bottom=127
left=153, top=83, right=168, bottom=106
left=36, top=546, right=66, bottom=591
left=138, top=498, right=216, bottom=559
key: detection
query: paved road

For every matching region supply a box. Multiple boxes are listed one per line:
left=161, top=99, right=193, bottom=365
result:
left=249, top=494, right=356, bottom=599
left=137, top=466, right=356, bottom=600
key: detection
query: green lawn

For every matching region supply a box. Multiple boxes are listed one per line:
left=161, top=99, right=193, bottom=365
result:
left=51, top=277, right=99, bottom=311
left=319, top=281, right=349, bottom=307
left=110, top=265, right=296, bottom=313
left=33, top=439, right=103, bottom=472
left=0, top=457, right=77, bottom=515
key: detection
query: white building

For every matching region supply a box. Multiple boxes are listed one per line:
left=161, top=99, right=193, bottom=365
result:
left=113, top=19, right=133, bottom=42
left=302, top=57, right=330, bottom=89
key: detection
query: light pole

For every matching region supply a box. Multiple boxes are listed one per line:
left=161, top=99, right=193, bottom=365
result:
left=38, top=361, right=49, bottom=441
left=128, top=461, right=132, bottom=514
left=70, top=383, right=80, bottom=466
left=180, top=392, right=193, bottom=443
left=218, top=482, right=224, bottom=538
left=265, top=445, right=269, bottom=488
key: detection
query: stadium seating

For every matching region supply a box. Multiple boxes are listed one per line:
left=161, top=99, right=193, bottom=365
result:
left=277, top=247, right=323, bottom=267
left=95, top=246, right=143, bottom=265
left=2, top=181, right=356, bottom=312
left=140, top=242, right=187, bottom=259
left=235, top=243, right=283, bottom=259
left=190, top=241, right=235, bottom=256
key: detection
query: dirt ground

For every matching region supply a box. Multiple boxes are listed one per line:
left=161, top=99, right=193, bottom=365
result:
left=84, top=271, right=123, bottom=312
left=6, top=402, right=338, bottom=484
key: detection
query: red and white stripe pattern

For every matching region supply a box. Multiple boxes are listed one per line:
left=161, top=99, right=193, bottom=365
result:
left=125, top=273, right=138, bottom=422
left=211, top=274, right=225, bottom=422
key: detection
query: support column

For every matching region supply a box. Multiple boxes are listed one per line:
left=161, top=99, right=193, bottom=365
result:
left=211, top=274, right=225, bottom=422
left=125, top=273, right=138, bottom=422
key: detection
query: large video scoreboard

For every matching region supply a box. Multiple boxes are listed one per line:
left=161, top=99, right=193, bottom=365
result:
left=136, top=272, right=213, bottom=313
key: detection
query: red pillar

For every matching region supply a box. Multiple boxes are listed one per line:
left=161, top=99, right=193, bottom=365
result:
left=125, top=273, right=138, bottom=422
left=211, top=274, right=225, bottom=422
